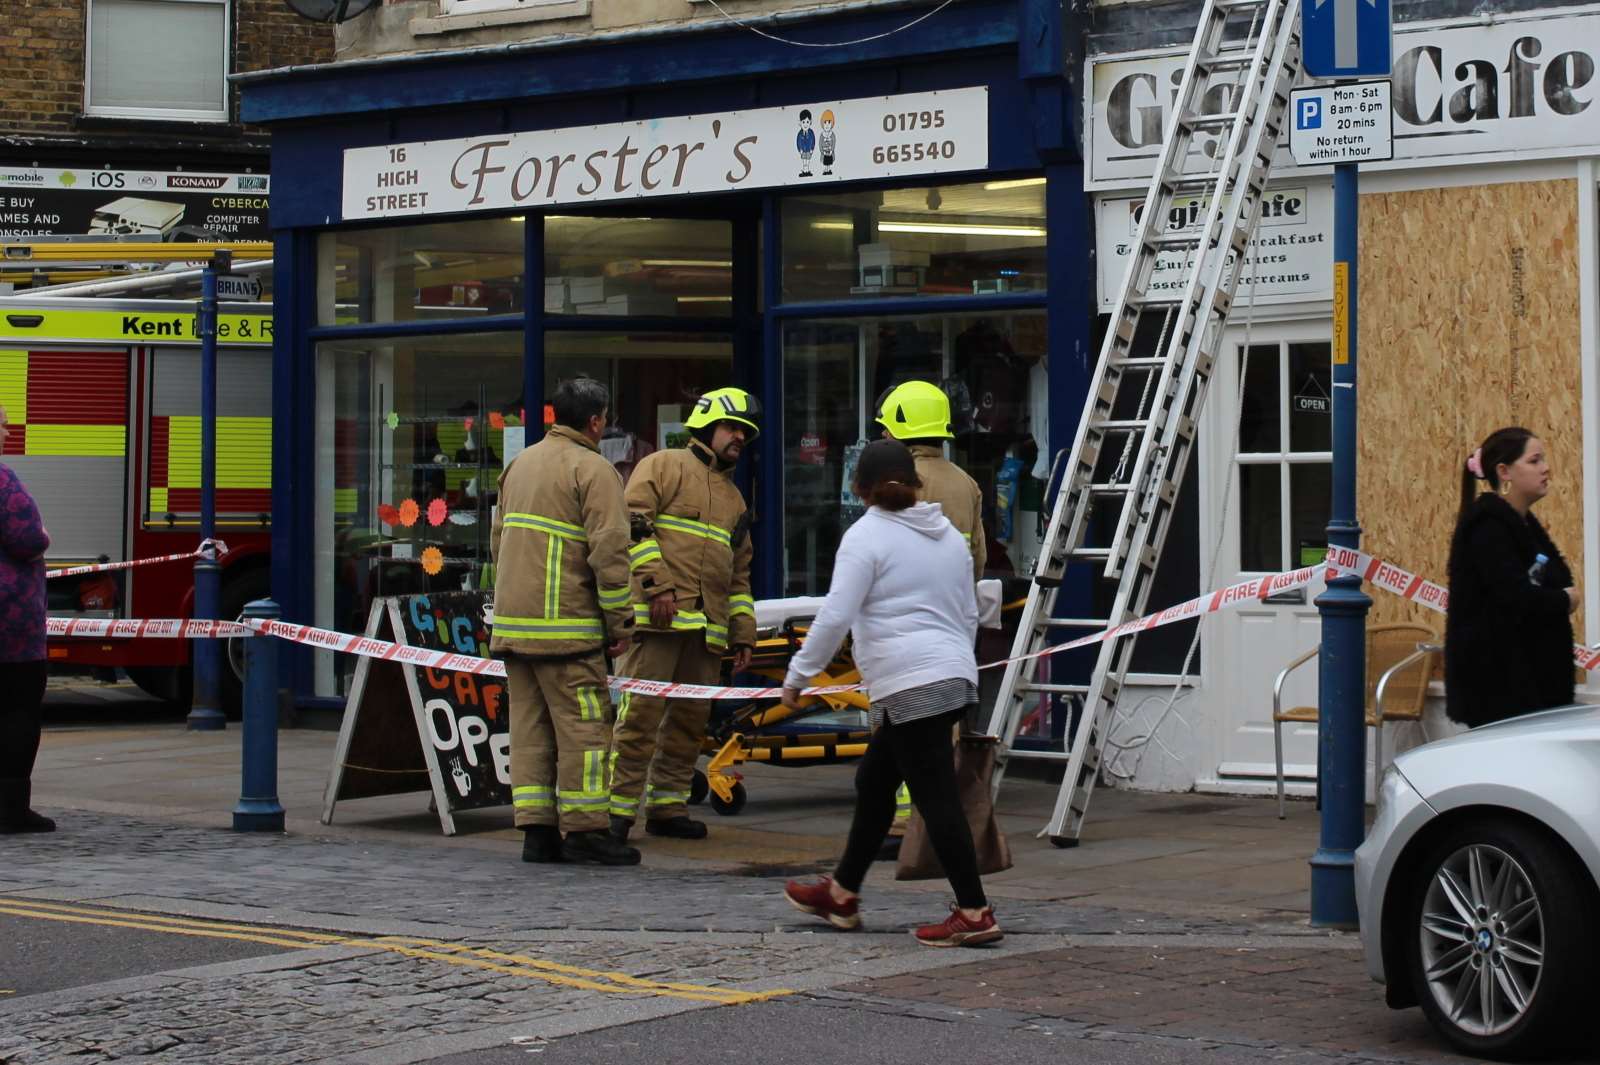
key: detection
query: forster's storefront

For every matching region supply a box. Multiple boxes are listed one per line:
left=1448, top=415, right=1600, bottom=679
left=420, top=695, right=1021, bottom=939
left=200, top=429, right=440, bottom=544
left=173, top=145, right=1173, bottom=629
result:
left=240, top=0, right=1096, bottom=710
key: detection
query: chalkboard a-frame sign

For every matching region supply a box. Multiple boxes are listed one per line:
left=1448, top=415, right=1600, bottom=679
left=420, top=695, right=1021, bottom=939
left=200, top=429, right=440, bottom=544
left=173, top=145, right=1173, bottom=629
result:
left=321, top=591, right=511, bottom=836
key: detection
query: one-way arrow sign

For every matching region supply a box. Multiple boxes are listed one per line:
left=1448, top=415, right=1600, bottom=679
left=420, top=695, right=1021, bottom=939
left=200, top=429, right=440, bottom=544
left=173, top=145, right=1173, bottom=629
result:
left=1302, top=0, right=1391, bottom=78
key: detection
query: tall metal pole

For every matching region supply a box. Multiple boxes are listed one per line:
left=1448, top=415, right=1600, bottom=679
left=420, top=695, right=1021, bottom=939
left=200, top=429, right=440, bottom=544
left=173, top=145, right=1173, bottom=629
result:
left=1310, top=161, right=1369, bottom=927
left=188, top=250, right=229, bottom=731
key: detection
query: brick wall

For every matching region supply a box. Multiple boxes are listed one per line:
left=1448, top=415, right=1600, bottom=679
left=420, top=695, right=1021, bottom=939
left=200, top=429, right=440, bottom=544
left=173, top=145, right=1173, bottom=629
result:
left=0, top=0, right=334, bottom=138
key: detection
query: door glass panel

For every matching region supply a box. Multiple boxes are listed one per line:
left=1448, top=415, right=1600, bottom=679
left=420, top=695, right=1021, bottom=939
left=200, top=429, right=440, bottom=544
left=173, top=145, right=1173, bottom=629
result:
left=1238, top=463, right=1281, bottom=572
left=1237, top=344, right=1281, bottom=453
left=1287, top=342, right=1333, bottom=452
left=1290, top=463, right=1332, bottom=566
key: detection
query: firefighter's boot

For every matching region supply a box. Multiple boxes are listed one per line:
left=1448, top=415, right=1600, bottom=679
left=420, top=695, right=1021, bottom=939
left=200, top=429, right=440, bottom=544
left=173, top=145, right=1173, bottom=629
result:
left=520, top=824, right=565, bottom=863
left=608, top=815, right=633, bottom=842
left=645, top=816, right=707, bottom=840
left=564, top=829, right=642, bottom=866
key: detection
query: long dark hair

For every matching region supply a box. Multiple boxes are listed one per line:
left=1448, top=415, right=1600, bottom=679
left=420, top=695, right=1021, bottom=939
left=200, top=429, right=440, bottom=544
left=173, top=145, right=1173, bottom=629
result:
left=1458, top=426, right=1535, bottom=523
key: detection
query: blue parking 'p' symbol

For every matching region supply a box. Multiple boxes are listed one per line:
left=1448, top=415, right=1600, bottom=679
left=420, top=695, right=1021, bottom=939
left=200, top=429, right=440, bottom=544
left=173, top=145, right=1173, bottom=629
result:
left=1297, top=98, right=1322, bottom=130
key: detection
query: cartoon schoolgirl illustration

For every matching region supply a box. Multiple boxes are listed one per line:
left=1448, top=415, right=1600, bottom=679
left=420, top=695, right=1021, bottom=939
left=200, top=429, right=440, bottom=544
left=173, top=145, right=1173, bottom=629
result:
left=796, top=109, right=816, bottom=177
left=819, top=110, right=837, bottom=176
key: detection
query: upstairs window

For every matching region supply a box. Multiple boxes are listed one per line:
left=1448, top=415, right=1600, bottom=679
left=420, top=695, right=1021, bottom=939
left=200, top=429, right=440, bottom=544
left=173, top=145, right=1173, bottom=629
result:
left=86, top=0, right=230, bottom=122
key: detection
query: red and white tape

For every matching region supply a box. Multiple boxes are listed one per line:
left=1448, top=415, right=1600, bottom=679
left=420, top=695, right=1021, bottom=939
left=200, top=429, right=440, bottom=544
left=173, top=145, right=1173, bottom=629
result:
left=46, top=540, right=228, bottom=581
left=47, top=546, right=1600, bottom=695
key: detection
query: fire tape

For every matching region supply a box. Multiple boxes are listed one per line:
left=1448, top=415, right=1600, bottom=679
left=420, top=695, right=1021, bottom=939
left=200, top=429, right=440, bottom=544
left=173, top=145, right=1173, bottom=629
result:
left=46, top=540, right=228, bottom=581
left=45, top=546, right=1600, bottom=696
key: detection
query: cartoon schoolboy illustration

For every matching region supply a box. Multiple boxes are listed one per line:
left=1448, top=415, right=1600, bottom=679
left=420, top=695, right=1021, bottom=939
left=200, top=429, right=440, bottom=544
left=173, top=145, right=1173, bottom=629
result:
left=819, top=110, right=837, bottom=176
left=796, top=109, right=816, bottom=177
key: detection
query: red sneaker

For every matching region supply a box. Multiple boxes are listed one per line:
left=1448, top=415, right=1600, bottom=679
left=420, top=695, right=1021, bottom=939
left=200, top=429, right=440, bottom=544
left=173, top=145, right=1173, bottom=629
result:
left=784, top=876, right=861, bottom=931
left=914, top=905, right=1003, bottom=947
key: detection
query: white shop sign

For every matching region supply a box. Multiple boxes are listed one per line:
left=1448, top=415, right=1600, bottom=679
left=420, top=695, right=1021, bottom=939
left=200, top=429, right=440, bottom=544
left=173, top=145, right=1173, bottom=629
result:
left=1087, top=6, right=1600, bottom=188
left=342, top=88, right=989, bottom=221
left=1094, top=184, right=1333, bottom=310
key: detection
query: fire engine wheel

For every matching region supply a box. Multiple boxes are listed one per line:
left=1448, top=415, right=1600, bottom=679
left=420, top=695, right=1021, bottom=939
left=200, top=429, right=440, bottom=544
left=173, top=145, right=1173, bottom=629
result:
left=221, top=568, right=272, bottom=719
left=690, top=769, right=709, bottom=805
left=710, top=782, right=747, bottom=816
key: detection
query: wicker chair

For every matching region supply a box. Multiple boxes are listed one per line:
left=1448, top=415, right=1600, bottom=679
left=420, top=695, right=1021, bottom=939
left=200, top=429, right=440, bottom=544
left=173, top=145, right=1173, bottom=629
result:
left=1271, top=623, right=1441, bottom=819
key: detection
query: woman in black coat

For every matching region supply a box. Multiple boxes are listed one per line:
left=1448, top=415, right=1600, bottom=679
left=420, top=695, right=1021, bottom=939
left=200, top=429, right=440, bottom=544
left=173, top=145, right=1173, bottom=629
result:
left=1446, top=427, right=1581, bottom=728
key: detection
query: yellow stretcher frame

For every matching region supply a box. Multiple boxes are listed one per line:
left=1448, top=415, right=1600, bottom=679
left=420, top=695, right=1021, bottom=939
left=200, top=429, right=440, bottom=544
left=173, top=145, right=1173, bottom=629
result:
left=697, top=622, right=871, bottom=812
left=694, top=597, right=1028, bottom=812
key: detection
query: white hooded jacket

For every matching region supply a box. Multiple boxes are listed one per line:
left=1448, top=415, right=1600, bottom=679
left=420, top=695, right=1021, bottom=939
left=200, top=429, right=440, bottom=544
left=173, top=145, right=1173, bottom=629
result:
left=784, top=501, right=979, bottom=702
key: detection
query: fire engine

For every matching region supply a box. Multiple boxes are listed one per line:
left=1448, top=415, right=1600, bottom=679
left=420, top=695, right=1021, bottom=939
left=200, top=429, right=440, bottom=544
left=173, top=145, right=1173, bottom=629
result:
left=0, top=289, right=273, bottom=712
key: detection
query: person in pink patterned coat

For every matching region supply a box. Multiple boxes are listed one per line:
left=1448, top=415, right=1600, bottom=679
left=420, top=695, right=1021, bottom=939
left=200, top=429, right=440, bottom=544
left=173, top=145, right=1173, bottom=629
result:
left=0, top=405, right=55, bottom=833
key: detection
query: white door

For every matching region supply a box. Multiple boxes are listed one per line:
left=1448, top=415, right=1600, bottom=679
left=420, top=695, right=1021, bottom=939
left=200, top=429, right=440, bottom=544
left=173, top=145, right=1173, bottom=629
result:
left=1205, top=325, right=1333, bottom=790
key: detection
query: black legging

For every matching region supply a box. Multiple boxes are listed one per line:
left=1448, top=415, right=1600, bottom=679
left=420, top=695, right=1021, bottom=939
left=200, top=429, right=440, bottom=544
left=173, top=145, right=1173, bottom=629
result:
left=834, top=707, right=986, bottom=910
left=0, top=661, right=47, bottom=782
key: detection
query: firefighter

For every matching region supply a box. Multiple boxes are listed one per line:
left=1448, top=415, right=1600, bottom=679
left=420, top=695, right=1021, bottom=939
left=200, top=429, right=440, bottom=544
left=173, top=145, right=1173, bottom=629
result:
left=608, top=387, right=759, bottom=842
left=875, top=379, right=987, bottom=854
left=491, top=376, right=640, bottom=867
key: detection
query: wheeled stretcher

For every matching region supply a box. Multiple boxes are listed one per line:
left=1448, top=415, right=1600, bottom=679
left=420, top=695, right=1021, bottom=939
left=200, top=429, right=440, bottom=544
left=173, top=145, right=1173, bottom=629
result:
left=689, top=585, right=1007, bottom=815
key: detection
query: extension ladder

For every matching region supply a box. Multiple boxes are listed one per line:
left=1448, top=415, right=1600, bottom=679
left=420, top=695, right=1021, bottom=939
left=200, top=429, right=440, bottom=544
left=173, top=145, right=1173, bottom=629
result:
left=985, top=0, right=1304, bottom=845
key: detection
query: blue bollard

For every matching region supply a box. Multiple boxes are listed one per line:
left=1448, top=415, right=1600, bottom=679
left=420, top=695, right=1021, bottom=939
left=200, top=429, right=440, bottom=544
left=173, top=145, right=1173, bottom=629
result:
left=233, top=598, right=285, bottom=832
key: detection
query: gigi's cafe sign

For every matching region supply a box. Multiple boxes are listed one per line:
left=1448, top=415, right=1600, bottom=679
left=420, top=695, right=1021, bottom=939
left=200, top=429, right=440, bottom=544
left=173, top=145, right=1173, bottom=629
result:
left=342, top=88, right=988, bottom=220
left=1087, top=8, right=1599, bottom=186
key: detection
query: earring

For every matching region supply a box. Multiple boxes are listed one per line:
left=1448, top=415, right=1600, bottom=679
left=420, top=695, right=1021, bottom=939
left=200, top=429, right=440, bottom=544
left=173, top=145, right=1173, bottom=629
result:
left=1499, top=481, right=1511, bottom=497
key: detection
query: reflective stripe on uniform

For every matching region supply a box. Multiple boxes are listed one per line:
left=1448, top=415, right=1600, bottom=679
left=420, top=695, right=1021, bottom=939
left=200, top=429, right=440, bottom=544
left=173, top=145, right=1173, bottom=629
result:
left=513, top=785, right=555, bottom=809
left=576, top=687, right=607, bottom=722
left=544, top=536, right=564, bottom=618
left=645, top=785, right=690, bottom=807
left=503, top=512, right=588, bottom=541
left=729, top=594, right=755, bottom=618
left=608, top=793, right=639, bottom=817
left=597, top=584, right=632, bottom=610
left=493, top=615, right=604, bottom=640
left=895, top=783, right=912, bottom=814
left=631, top=605, right=729, bottom=644
left=629, top=539, right=662, bottom=571
left=654, top=513, right=732, bottom=547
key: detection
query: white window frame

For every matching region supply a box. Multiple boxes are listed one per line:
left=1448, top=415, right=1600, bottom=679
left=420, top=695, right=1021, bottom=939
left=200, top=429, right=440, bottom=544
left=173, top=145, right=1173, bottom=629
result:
left=84, top=0, right=231, bottom=123
left=439, top=0, right=565, bottom=14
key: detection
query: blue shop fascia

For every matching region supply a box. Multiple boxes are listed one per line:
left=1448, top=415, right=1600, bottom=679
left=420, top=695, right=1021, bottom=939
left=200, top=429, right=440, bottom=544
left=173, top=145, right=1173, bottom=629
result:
left=240, top=0, right=1098, bottom=709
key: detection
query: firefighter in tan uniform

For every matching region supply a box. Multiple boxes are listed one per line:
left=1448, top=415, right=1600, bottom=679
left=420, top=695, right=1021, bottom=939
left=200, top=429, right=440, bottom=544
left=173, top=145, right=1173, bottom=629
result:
left=875, top=379, right=986, bottom=853
left=491, top=377, right=641, bottom=867
left=607, top=388, right=760, bottom=842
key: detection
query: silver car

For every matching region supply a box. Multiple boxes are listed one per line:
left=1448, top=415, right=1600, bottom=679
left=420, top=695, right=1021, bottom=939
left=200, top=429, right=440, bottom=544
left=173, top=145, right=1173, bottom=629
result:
left=1355, top=705, right=1600, bottom=1058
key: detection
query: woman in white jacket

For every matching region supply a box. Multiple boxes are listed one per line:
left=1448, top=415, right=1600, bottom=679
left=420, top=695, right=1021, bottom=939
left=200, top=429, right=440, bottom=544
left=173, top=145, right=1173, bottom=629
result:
left=780, top=438, right=999, bottom=947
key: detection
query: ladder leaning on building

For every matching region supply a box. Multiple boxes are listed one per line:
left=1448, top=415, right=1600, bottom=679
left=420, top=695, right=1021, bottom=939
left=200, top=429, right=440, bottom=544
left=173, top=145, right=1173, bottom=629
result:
left=984, top=0, right=1306, bottom=845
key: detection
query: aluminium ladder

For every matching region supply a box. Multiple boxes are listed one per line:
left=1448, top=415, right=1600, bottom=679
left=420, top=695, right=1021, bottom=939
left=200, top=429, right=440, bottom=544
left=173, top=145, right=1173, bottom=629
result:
left=985, top=0, right=1304, bottom=845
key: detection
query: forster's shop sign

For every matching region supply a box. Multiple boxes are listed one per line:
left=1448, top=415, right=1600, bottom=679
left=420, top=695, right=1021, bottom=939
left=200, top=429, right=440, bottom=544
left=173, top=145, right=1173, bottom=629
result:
left=1094, top=185, right=1333, bottom=309
left=1087, top=8, right=1599, bottom=187
left=342, top=88, right=989, bottom=220
left=0, top=168, right=269, bottom=239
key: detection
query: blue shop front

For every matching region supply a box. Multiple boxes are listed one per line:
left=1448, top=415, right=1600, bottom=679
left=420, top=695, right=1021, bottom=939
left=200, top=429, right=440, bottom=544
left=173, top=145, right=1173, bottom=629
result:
left=240, top=0, right=1095, bottom=710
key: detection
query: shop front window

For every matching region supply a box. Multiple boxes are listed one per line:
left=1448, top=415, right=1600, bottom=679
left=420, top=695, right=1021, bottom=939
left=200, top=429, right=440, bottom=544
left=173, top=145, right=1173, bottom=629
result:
left=315, top=333, right=523, bottom=696
left=545, top=332, right=733, bottom=474
left=319, top=218, right=525, bottom=326
left=781, top=311, right=1047, bottom=594
left=781, top=178, right=1046, bottom=304
left=545, top=216, right=732, bottom=317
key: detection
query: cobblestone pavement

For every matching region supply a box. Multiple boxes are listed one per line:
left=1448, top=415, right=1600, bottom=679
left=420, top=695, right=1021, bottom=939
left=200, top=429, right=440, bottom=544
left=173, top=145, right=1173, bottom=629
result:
left=0, top=811, right=1552, bottom=1065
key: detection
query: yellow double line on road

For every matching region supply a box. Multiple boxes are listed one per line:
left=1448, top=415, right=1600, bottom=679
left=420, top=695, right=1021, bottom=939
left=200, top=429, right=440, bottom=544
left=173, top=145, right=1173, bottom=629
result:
left=0, top=898, right=786, bottom=1006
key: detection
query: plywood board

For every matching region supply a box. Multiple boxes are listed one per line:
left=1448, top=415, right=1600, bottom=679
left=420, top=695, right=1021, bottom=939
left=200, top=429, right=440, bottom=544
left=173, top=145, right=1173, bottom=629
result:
left=1357, top=178, right=1584, bottom=649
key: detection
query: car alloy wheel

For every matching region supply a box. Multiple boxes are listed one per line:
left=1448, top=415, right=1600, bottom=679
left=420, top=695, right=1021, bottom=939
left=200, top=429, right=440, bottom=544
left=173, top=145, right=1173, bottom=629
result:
left=1418, top=843, right=1544, bottom=1038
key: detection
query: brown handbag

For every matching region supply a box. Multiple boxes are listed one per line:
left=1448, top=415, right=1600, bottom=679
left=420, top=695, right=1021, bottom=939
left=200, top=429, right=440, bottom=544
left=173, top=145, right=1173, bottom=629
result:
left=895, top=733, right=1014, bottom=881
